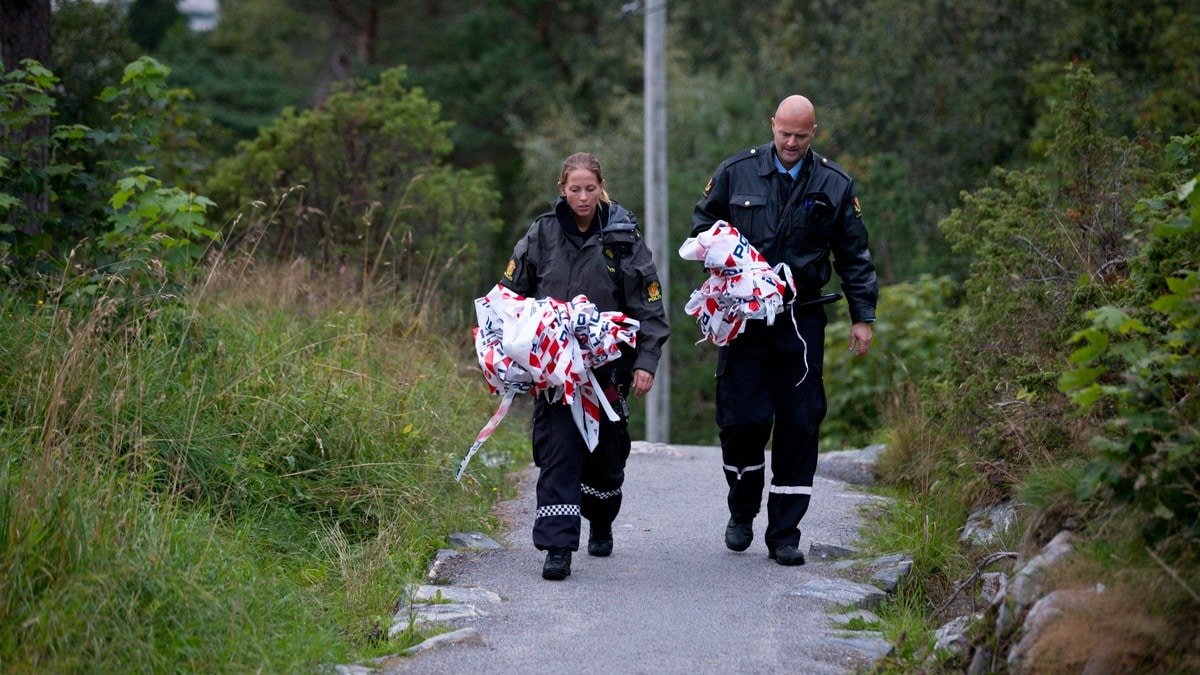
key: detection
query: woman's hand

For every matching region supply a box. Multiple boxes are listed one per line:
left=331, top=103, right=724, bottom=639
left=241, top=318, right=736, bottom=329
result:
left=631, top=369, right=654, bottom=398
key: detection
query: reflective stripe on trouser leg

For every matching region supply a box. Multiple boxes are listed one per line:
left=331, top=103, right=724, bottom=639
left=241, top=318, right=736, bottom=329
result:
left=765, top=481, right=815, bottom=550
left=764, top=307, right=827, bottom=550
left=531, top=397, right=583, bottom=551
left=719, top=424, right=771, bottom=522
left=580, top=400, right=631, bottom=527
left=715, top=321, right=778, bottom=524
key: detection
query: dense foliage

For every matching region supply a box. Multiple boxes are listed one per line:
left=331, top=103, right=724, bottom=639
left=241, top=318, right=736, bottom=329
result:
left=204, top=67, right=501, bottom=313
left=923, top=68, right=1159, bottom=497
left=4, top=1, right=1200, bottom=668
left=1061, top=139, right=1200, bottom=552
left=2, top=50, right=522, bottom=671
left=139, top=1, right=1200, bottom=274
left=0, top=261, right=524, bottom=670
left=1, top=57, right=216, bottom=288
left=871, top=69, right=1200, bottom=669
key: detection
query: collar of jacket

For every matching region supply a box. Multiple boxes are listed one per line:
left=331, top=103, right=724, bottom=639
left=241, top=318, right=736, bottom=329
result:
left=550, top=198, right=635, bottom=235
left=553, top=196, right=601, bottom=237
left=755, top=143, right=816, bottom=179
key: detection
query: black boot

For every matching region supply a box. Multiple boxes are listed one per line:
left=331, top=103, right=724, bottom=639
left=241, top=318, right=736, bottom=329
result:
left=587, top=523, right=613, bottom=557
left=769, top=544, right=806, bottom=566
left=725, top=518, right=753, bottom=552
left=542, top=549, right=572, bottom=580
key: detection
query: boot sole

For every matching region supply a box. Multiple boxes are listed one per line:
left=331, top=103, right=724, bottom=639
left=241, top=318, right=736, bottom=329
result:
left=587, top=540, right=613, bottom=557
left=768, top=550, right=806, bottom=566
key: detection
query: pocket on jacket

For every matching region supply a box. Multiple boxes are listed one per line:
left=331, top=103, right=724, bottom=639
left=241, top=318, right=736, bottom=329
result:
left=729, top=192, right=768, bottom=240
left=787, top=191, right=834, bottom=247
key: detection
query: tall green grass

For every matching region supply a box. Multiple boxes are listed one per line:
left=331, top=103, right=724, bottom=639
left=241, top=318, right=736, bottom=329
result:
left=0, top=260, right=525, bottom=671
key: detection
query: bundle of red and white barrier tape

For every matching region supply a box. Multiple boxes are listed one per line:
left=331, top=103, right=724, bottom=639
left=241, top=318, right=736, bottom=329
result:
left=679, top=220, right=809, bottom=382
left=458, top=284, right=639, bottom=481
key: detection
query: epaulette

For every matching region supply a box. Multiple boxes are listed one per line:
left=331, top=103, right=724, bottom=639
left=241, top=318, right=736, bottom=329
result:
left=811, top=151, right=851, bottom=180
left=726, top=144, right=767, bottom=166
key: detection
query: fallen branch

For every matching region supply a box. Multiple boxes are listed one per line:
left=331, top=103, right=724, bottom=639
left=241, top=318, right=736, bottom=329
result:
left=1147, top=546, right=1200, bottom=605
left=933, top=551, right=1018, bottom=619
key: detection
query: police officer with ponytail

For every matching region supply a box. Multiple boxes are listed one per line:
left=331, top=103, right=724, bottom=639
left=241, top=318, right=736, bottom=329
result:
left=501, top=152, right=670, bottom=580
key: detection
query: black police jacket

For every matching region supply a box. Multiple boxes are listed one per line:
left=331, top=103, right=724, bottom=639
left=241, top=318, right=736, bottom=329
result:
left=692, top=143, right=878, bottom=324
left=500, top=198, right=670, bottom=376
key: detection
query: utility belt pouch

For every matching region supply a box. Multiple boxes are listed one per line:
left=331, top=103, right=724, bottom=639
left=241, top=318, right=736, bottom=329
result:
left=600, top=217, right=640, bottom=298
left=602, top=384, right=630, bottom=421
left=601, top=220, right=638, bottom=260
left=598, top=367, right=630, bottom=421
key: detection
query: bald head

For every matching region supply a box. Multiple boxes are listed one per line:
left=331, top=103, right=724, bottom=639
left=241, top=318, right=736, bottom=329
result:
left=770, top=95, right=817, bottom=169
left=774, top=95, right=815, bottom=122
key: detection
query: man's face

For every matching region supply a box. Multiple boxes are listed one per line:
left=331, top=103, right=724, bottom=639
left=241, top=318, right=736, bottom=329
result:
left=771, top=114, right=816, bottom=169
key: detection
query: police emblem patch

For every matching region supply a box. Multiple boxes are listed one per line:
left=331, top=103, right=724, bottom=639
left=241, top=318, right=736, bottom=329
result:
left=703, top=177, right=713, bottom=197
left=647, top=280, right=662, bottom=302
left=504, top=259, right=516, bottom=280
left=853, top=196, right=862, bottom=216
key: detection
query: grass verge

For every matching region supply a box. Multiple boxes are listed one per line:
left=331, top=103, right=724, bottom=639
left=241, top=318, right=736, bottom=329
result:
left=0, top=260, right=525, bottom=671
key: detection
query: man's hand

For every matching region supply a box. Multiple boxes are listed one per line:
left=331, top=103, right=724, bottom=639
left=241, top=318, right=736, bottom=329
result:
left=849, top=322, right=873, bottom=356
left=632, top=369, right=654, bottom=398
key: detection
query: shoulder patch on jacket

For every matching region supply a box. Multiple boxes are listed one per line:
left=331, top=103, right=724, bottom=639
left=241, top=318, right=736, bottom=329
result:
left=702, top=177, right=713, bottom=197
left=853, top=196, right=862, bottom=217
left=646, top=280, right=662, bottom=303
left=503, top=258, right=516, bottom=280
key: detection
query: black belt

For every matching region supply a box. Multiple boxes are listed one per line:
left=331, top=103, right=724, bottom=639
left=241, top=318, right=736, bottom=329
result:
left=792, top=292, right=842, bottom=309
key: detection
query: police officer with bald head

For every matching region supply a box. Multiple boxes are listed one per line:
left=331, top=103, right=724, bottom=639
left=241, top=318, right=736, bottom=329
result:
left=691, top=95, right=878, bottom=566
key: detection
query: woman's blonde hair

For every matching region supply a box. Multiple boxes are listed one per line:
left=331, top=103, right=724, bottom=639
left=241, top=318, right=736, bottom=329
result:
left=558, top=152, right=611, bottom=203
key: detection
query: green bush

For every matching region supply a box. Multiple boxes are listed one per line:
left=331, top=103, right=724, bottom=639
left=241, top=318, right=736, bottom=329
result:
left=1061, top=166, right=1200, bottom=553
left=822, top=274, right=956, bottom=450
left=204, top=66, right=501, bottom=310
left=927, top=66, right=1158, bottom=493
left=0, top=57, right=217, bottom=287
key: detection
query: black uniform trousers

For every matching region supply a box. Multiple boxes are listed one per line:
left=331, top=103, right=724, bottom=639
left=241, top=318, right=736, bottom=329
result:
left=530, top=390, right=631, bottom=551
left=716, top=305, right=828, bottom=551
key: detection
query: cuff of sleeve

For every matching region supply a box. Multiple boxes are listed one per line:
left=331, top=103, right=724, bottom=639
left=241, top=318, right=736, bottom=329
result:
left=633, top=356, right=658, bottom=376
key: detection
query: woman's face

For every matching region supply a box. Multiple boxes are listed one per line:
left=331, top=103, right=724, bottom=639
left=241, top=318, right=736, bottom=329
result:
left=561, top=168, right=603, bottom=227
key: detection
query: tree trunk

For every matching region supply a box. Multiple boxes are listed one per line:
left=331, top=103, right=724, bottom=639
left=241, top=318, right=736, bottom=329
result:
left=1, top=0, right=53, bottom=227
left=327, top=0, right=381, bottom=68
left=1, top=0, right=52, bottom=69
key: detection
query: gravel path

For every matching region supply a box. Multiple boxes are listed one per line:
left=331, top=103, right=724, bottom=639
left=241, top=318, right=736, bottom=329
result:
left=382, top=442, right=883, bottom=674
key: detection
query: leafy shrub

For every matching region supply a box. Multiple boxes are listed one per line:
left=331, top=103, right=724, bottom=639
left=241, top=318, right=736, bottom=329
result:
left=822, top=274, right=956, bottom=450
left=204, top=66, right=501, bottom=309
left=0, top=57, right=217, bottom=289
left=1061, top=166, right=1200, bottom=553
left=927, top=66, right=1157, bottom=494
